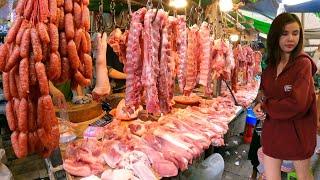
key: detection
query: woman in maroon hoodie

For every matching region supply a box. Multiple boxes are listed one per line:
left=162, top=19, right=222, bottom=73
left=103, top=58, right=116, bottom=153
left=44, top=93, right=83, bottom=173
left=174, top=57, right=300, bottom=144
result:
left=254, top=13, right=317, bottom=180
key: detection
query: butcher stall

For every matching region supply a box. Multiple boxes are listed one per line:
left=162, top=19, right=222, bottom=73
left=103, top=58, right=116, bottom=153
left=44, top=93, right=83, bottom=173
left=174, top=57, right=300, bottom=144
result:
left=0, top=0, right=263, bottom=179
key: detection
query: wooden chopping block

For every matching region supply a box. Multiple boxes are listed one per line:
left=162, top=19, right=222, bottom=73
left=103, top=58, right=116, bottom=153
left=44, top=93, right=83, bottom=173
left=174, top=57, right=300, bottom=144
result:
left=173, top=95, right=201, bottom=106
left=55, top=101, right=103, bottom=123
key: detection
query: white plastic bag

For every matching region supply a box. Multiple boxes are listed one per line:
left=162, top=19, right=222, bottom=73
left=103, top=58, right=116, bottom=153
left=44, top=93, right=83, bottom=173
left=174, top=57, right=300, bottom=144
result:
left=189, top=153, right=225, bottom=180
left=0, top=149, right=13, bottom=180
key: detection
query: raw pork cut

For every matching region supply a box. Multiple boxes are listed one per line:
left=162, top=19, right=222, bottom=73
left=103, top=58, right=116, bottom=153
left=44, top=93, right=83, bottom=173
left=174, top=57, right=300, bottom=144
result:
left=125, top=8, right=147, bottom=112
left=175, top=16, right=187, bottom=93
left=92, top=33, right=111, bottom=100
left=142, top=9, right=166, bottom=114
left=184, top=25, right=200, bottom=96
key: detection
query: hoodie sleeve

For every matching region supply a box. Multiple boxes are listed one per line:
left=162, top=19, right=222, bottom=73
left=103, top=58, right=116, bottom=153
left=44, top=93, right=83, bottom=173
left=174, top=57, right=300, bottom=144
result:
left=262, top=58, right=314, bottom=120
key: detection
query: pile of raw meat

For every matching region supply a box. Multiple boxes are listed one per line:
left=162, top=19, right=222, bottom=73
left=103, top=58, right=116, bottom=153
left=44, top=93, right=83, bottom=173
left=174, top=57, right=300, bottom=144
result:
left=63, top=97, right=235, bottom=178
left=0, top=0, right=92, bottom=158
left=62, top=80, right=259, bottom=179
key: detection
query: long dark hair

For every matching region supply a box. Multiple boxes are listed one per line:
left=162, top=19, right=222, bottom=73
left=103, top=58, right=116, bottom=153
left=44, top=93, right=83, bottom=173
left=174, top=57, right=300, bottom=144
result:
left=266, top=13, right=303, bottom=67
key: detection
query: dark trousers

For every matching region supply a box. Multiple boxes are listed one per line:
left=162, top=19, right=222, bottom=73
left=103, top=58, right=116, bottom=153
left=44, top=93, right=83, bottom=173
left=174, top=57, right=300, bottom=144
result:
left=248, top=128, right=261, bottom=168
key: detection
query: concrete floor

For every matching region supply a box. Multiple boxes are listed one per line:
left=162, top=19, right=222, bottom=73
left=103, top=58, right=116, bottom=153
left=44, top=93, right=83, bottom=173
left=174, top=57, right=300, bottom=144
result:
left=220, top=135, right=253, bottom=180
left=221, top=135, right=320, bottom=180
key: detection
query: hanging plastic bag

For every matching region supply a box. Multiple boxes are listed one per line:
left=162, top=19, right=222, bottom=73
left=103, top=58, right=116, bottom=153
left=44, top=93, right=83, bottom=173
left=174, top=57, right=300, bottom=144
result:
left=0, top=149, right=13, bottom=180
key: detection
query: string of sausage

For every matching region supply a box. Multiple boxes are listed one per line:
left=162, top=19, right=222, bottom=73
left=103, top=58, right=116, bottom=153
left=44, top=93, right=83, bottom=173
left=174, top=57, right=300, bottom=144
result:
left=0, top=0, right=93, bottom=158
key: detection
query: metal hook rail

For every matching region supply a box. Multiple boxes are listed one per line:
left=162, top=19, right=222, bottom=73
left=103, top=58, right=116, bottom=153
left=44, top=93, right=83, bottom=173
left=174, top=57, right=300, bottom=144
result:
left=110, top=0, right=117, bottom=28
left=187, top=5, right=195, bottom=27
left=95, top=0, right=105, bottom=32
left=109, top=0, right=128, bottom=30
left=127, top=0, right=132, bottom=15
left=151, top=0, right=164, bottom=24
left=146, top=0, right=153, bottom=9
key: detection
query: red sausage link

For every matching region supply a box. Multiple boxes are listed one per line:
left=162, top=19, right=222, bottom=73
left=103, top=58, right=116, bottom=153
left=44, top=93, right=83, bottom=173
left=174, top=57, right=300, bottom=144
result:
left=28, top=99, right=36, bottom=132
left=58, top=7, right=65, bottom=30
left=74, top=71, right=91, bottom=87
left=74, top=28, right=82, bottom=51
left=12, top=98, right=20, bottom=120
left=49, top=23, right=59, bottom=52
left=19, top=58, right=30, bottom=98
left=65, top=13, right=74, bottom=40
left=42, top=95, right=58, bottom=130
left=59, top=32, right=67, bottom=57
left=36, top=96, right=44, bottom=128
left=6, top=16, right=23, bottom=43
left=37, top=23, right=50, bottom=44
left=37, top=128, right=54, bottom=149
left=15, top=20, right=29, bottom=45
left=81, top=31, right=89, bottom=53
left=41, top=42, right=50, bottom=62
left=83, top=54, right=93, bottom=79
left=24, top=0, right=34, bottom=20
left=5, top=46, right=20, bottom=72
left=6, top=100, right=16, bottom=131
left=82, top=6, right=90, bottom=31
left=20, top=28, right=31, bottom=58
left=3, top=72, right=11, bottom=100
left=34, top=131, right=44, bottom=153
left=11, top=131, right=22, bottom=158
left=9, top=67, right=19, bottom=98
left=49, top=0, right=58, bottom=24
left=18, top=132, right=28, bottom=157
left=29, top=55, right=37, bottom=85
left=47, top=53, right=61, bottom=80
left=85, top=32, right=92, bottom=53
left=73, top=2, right=82, bottom=28
left=18, top=98, right=28, bottom=132
left=28, top=132, right=35, bottom=154
left=15, top=72, right=23, bottom=99
left=57, top=0, right=63, bottom=7
left=67, top=40, right=80, bottom=70
left=35, top=62, right=49, bottom=95
left=0, top=43, right=9, bottom=71
left=64, top=0, right=73, bottom=13
left=15, top=0, right=27, bottom=16
left=30, top=28, right=43, bottom=62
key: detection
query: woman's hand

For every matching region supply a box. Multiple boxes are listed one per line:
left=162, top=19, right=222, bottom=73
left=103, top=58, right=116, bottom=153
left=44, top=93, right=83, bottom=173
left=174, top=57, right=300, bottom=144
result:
left=52, top=89, right=67, bottom=109
left=253, top=103, right=266, bottom=121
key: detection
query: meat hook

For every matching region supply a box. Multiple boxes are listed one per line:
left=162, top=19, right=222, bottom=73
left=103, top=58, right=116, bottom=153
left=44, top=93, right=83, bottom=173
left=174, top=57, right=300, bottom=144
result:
left=127, top=0, right=132, bottom=16
left=110, top=0, right=117, bottom=28
left=152, top=0, right=164, bottom=24
left=222, top=79, right=241, bottom=107
left=146, top=0, right=153, bottom=9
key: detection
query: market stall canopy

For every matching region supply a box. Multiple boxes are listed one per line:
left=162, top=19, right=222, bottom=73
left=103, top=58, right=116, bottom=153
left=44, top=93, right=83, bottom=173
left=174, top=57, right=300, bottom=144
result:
left=279, top=0, right=320, bottom=13
left=240, top=0, right=278, bottom=19
left=238, top=9, right=272, bottom=35
left=240, top=0, right=320, bottom=19
left=88, top=0, right=212, bottom=12
left=238, top=0, right=320, bottom=52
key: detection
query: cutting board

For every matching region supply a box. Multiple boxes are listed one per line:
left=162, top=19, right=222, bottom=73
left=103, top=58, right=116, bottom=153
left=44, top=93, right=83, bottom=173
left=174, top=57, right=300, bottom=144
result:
left=56, top=101, right=104, bottom=123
